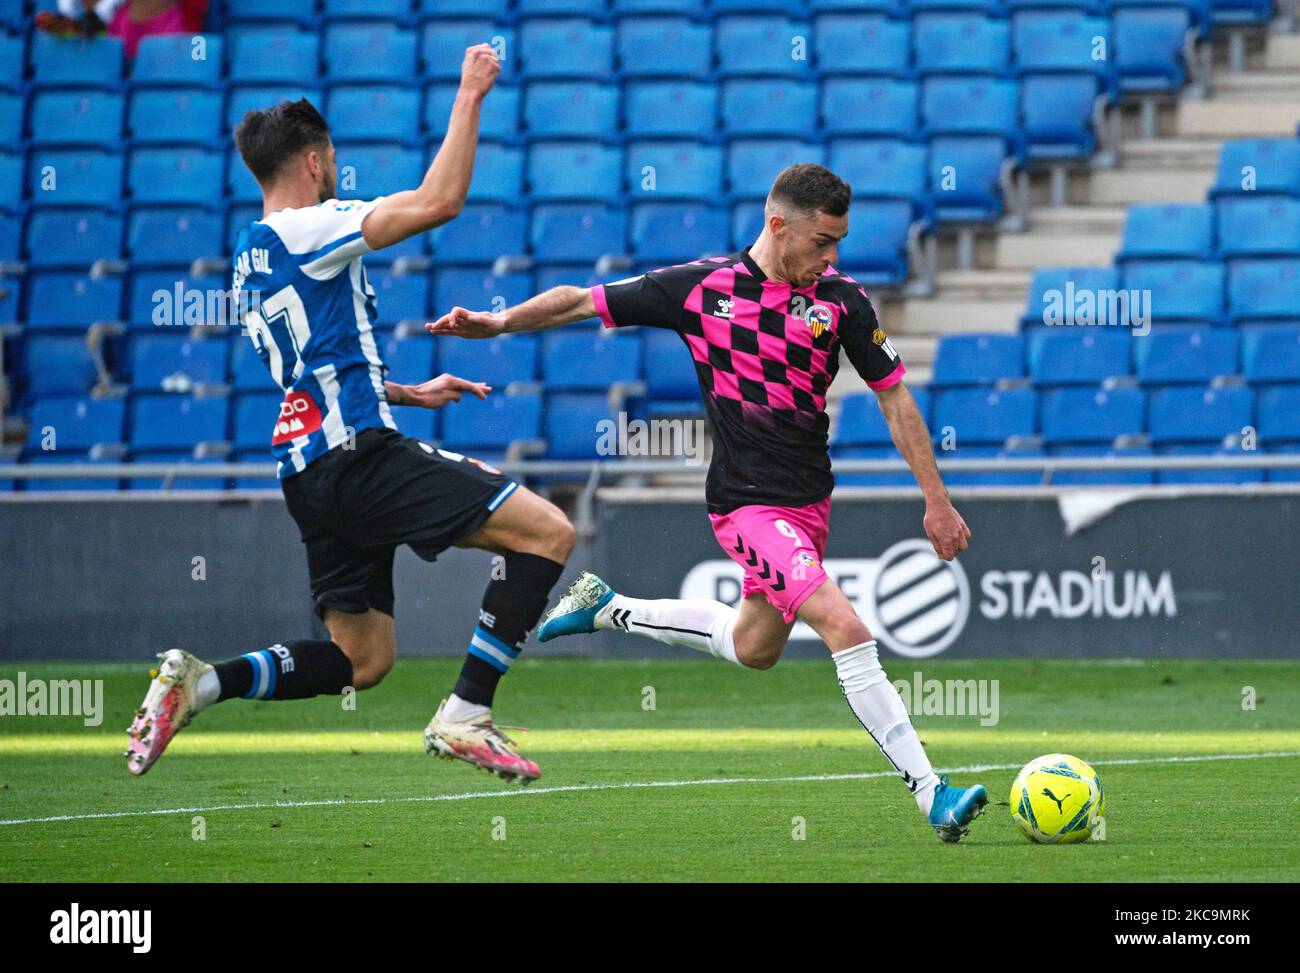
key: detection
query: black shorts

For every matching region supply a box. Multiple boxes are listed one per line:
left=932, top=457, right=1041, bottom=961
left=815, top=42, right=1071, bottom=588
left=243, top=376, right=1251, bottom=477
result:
left=281, top=427, right=517, bottom=619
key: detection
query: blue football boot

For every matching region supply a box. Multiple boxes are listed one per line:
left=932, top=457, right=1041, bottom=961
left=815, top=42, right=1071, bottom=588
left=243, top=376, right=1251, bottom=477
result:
left=928, top=775, right=988, bottom=843
left=538, top=571, right=617, bottom=643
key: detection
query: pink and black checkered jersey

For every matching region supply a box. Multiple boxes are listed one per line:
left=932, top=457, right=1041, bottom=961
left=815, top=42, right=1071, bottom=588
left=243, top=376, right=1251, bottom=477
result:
left=591, top=248, right=906, bottom=514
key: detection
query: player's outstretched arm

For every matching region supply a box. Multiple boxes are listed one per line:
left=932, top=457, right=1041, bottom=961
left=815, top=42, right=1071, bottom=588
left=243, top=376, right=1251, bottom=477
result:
left=426, top=286, right=597, bottom=339
left=361, top=44, right=500, bottom=250
left=385, top=374, right=490, bottom=409
left=875, top=381, right=971, bottom=561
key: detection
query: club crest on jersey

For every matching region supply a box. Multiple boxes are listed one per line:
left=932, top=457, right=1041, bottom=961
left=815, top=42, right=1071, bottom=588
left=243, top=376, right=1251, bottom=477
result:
left=872, top=327, right=887, bottom=345
left=271, top=391, right=322, bottom=446
left=804, top=304, right=832, bottom=338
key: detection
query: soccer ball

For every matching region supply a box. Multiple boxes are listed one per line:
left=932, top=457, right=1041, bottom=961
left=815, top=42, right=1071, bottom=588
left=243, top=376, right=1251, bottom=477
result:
left=1010, top=753, right=1105, bottom=844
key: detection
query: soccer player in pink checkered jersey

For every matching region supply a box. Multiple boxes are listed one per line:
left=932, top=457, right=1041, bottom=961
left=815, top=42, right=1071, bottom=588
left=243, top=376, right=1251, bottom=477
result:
left=426, top=164, right=988, bottom=842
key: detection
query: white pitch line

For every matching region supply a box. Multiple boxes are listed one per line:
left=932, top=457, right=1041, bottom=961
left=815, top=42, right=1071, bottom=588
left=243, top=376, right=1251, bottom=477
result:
left=1, top=750, right=1296, bottom=828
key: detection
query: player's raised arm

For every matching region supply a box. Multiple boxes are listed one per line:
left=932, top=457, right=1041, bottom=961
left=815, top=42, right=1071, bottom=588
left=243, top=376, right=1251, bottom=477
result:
left=426, top=286, right=597, bottom=339
left=361, top=44, right=500, bottom=250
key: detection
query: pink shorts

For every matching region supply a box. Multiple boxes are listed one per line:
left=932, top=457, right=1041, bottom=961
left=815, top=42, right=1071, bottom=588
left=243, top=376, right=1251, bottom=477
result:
left=708, top=496, right=832, bottom=623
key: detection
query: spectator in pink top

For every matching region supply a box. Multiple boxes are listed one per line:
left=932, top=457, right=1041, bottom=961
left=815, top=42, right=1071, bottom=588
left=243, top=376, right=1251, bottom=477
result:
left=37, top=0, right=207, bottom=59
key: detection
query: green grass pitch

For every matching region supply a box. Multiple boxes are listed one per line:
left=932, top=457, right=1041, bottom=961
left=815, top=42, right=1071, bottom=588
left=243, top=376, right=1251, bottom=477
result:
left=1, top=658, right=1297, bottom=882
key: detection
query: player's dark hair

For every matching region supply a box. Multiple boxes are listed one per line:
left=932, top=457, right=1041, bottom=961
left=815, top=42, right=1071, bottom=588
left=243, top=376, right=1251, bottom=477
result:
left=234, top=98, right=331, bottom=184
left=768, top=163, right=853, bottom=218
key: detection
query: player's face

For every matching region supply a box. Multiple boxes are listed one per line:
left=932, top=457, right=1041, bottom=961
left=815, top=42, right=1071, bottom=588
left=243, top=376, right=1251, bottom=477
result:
left=778, top=210, right=849, bottom=287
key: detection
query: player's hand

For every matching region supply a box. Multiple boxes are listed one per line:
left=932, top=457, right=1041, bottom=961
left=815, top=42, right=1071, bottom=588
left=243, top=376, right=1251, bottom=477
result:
left=403, top=373, right=491, bottom=409
left=923, top=499, right=970, bottom=561
left=426, top=306, right=507, bottom=339
left=459, top=43, right=500, bottom=98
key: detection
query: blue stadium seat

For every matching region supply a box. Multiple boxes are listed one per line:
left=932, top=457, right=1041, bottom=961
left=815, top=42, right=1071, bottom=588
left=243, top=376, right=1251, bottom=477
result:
left=30, top=34, right=124, bottom=87
left=527, top=142, right=622, bottom=202
left=932, top=387, right=1037, bottom=444
left=1210, top=0, right=1276, bottom=26
left=395, top=406, right=438, bottom=445
left=323, top=0, right=416, bottom=21
left=466, top=143, right=525, bottom=202
left=0, top=151, right=20, bottom=210
left=831, top=444, right=912, bottom=488
left=226, top=0, right=319, bottom=26
left=941, top=443, right=1048, bottom=488
left=26, top=272, right=123, bottom=330
left=1011, top=12, right=1112, bottom=75
left=0, top=33, right=25, bottom=91
left=543, top=330, right=643, bottom=391
left=1213, top=139, right=1300, bottom=198
left=232, top=391, right=282, bottom=450
left=426, top=84, right=520, bottom=142
left=731, top=201, right=766, bottom=249
left=128, top=335, right=228, bottom=390
left=1021, top=265, right=1120, bottom=328
left=323, top=24, right=417, bottom=83
left=230, top=339, right=278, bottom=392
left=1021, top=75, right=1101, bottom=159
left=544, top=391, right=616, bottom=459
left=429, top=204, right=527, bottom=262
left=229, top=31, right=320, bottom=85
left=626, top=141, right=725, bottom=200
left=829, top=139, right=928, bottom=210
left=1241, top=325, right=1300, bottom=385
left=1112, top=8, right=1192, bottom=93
left=614, top=0, right=706, bottom=12
left=130, top=34, right=224, bottom=88
left=1227, top=259, right=1300, bottom=325
left=1050, top=443, right=1156, bottom=486
left=380, top=334, right=436, bottom=384
left=435, top=268, right=534, bottom=312
left=226, top=149, right=262, bottom=204
left=1118, top=204, right=1214, bottom=261
left=927, top=136, right=1010, bottom=222
left=128, top=207, right=224, bottom=267
left=931, top=333, right=1025, bottom=387
left=1040, top=386, right=1145, bottom=444
left=25, top=396, right=125, bottom=451
left=336, top=145, right=424, bottom=198
left=19, top=451, right=124, bottom=492
left=616, top=18, right=713, bottom=80
left=28, top=150, right=124, bottom=208
left=127, top=148, right=223, bottom=206
left=128, top=89, right=223, bottom=146
left=438, top=333, right=540, bottom=389
left=1265, top=442, right=1300, bottom=483
left=1120, top=260, right=1224, bottom=325
left=1134, top=325, right=1238, bottom=385
left=368, top=269, right=429, bottom=325
left=624, top=83, right=717, bottom=140
left=24, top=211, right=124, bottom=269
left=1154, top=442, right=1265, bottom=486
left=0, top=90, right=20, bottom=145
left=721, top=80, right=817, bottom=137
left=0, top=273, right=20, bottom=323
left=712, top=0, right=811, bottom=11
left=1257, top=384, right=1300, bottom=443
left=1216, top=196, right=1300, bottom=259
left=129, top=394, right=229, bottom=450
left=520, top=19, right=613, bottom=79
left=1148, top=384, right=1253, bottom=444
left=630, top=204, right=729, bottom=264
left=523, top=82, right=620, bottom=139
left=31, top=91, right=124, bottom=148
left=227, top=204, right=262, bottom=251
left=822, top=79, right=919, bottom=138
left=126, top=270, right=225, bottom=330
left=517, top=0, right=609, bottom=15
left=833, top=387, right=934, bottom=448
left=728, top=140, right=826, bottom=198
left=922, top=77, right=1021, bottom=138
left=23, top=337, right=99, bottom=396
left=328, top=86, right=421, bottom=144
left=834, top=198, right=914, bottom=286
left=913, top=14, right=1011, bottom=76
left=226, top=86, right=323, bottom=133
left=1027, top=328, right=1132, bottom=385
left=421, top=22, right=515, bottom=83
left=441, top=391, right=543, bottom=455
left=531, top=204, right=628, bottom=263
left=643, top=329, right=701, bottom=415
left=0, top=211, right=19, bottom=261
left=715, top=16, right=811, bottom=78
left=813, top=15, right=911, bottom=77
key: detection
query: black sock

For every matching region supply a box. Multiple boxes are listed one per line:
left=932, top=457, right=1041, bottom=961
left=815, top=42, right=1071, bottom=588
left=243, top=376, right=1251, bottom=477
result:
left=452, top=552, right=565, bottom=708
left=214, top=640, right=354, bottom=702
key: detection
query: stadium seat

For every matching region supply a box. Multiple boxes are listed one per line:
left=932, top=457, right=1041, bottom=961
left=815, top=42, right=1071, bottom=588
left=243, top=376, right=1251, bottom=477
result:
left=728, top=140, right=826, bottom=199
left=623, top=82, right=716, bottom=140
left=226, top=0, right=318, bottom=27
left=1241, top=325, right=1300, bottom=385
left=429, top=204, right=527, bottom=263
left=616, top=17, right=713, bottom=80
left=226, top=86, right=323, bottom=133
left=813, top=15, right=911, bottom=77
left=1257, top=384, right=1300, bottom=442
left=1118, top=204, right=1214, bottom=261
left=831, top=444, right=913, bottom=488
left=912, top=14, right=1011, bottom=76
left=426, top=83, right=520, bottom=142
left=25, top=396, right=125, bottom=452
left=0, top=32, right=25, bottom=91
left=395, top=407, right=438, bottom=445
left=543, top=331, right=643, bottom=391
left=1148, top=384, right=1253, bottom=444
left=828, top=139, right=928, bottom=211
left=434, top=268, right=534, bottom=313
left=466, top=143, right=525, bottom=202
left=230, top=338, right=279, bottom=392
left=127, top=208, right=224, bottom=268
left=128, top=89, right=223, bottom=146
left=1155, top=442, right=1265, bottom=485
left=626, top=141, right=725, bottom=200
left=1134, top=325, right=1238, bottom=385
left=19, top=450, right=125, bottom=492
left=368, top=269, right=429, bottom=325
left=833, top=198, right=914, bottom=286
left=129, top=394, right=229, bottom=450
left=326, top=0, right=421, bottom=18
left=544, top=391, right=616, bottom=459
left=0, top=90, right=19, bottom=145
left=523, top=82, right=620, bottom=139
left=421, top=22, right=516, bottom=83
left=1011, top=12, right=1112, bottom=75
left=441, top=391, right=543, bottom=455
left=922, top=77, right=1021, bottom=139
left=438, top=333, right=540, bottom=389
left=24, top=211, right=124, bottom=269
left=126, top=270, right=225, bottom=331
left=323, top=24, right=417, bottom=83
left=130, top=34, right=224, bottom=88
left=30, top=91, right=124, bottom=148
left=1210, top=0, right=1276, bottom=26
left=336, top=145, right=424, bottom=198
left=715, top=16, right=811, bottom=78
left=1020, top=265, right=1121, bottom=328
left=1021, top=75, right=1101, bottom=159
left=0, top=212, right=16, bottom=262
left=527, top=142, right=623, bottom=202
left=28, top=150, right=124, bottom=209
left=23, top=336, right=100, bottom=396
left=1212, top=139, right=1300, bottom=199
left=232, top=391, right=282, bottom=450
left=380, top=334, right=436, bottom=385
left=1120, top=260, right=1225, bottom=326
left=531, top=204, right=628, bottom=263
left=30, top=34, right=124, bottom=87
left=614, top=0, right=706, bottom=13
left=328, top=86, right=421, bottom=144
left=630, top=203, right=729, bottom=264
left=519, top=19, right=613, bottom=79
left=127, top=148, right=223, bottom=206
left=643, top=329, right=702, bottom=415
left=229, top=31, right=320, bottom=86
left=1227, top=259, right=1300, bottom=325
left=932, top=387, right=1037, bottom=444
left=1040, top=386, right=1145, bottom=445
left=833, top=388, right=934, bottom=448
left=927, top=136, right=1010, bottom=222
left=1216, top=197, right=1300, bottom=259
left=1112, top=8, right=1193, bottom=93
left=721, top=80, right=817, bottom=137
left=127, top=335, right=228, bottom=391
left=941, top=443, right=1048, bottom=488
left=26, top=272, right=123, bottom=330
left=1049, top=443, right=1156, bottom=486
left=731, top=201, right=766, bottom=250
left=931, top=333, right=1025, bottom=387
left=517, top=0, right=608, bottom=14
left=822, top=79, right=919, bottom=138
left=1027, top=328, right=1132, bottom=385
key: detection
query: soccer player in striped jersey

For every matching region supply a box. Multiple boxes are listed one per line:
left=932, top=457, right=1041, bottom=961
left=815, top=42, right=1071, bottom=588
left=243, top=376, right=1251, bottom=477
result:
left=126, top=46, right=570, bottom=784
left=427, top=164, right=989, bottom=840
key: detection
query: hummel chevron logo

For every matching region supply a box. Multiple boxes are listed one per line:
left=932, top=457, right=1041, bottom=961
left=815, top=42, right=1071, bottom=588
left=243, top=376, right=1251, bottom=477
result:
left=733, top=535, right=787, bottom=592
left=609, top=608, right=632, bottom=631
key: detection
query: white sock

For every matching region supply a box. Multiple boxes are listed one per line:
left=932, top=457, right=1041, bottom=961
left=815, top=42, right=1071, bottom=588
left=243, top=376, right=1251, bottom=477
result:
left=194, top=669, right=220, bottom=712
left=442, top=693, right=491, bottom=724
left=833, top=640, right=939, bottom=816
left=597, top=595, right=741, bottom=665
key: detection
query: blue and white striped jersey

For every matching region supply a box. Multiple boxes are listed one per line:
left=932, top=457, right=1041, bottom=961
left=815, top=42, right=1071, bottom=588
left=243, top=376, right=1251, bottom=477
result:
left=232, top=197, right=398, bottom=478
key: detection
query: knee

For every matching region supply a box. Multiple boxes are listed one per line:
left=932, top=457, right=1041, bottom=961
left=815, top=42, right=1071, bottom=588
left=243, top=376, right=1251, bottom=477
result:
left=734, top=634, right=782, bottom=671
left=538, top=507, right=576, bottom=562
left=350, top=654, right=393, bottom=690
left=337, top=635, right=395, bottom=690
